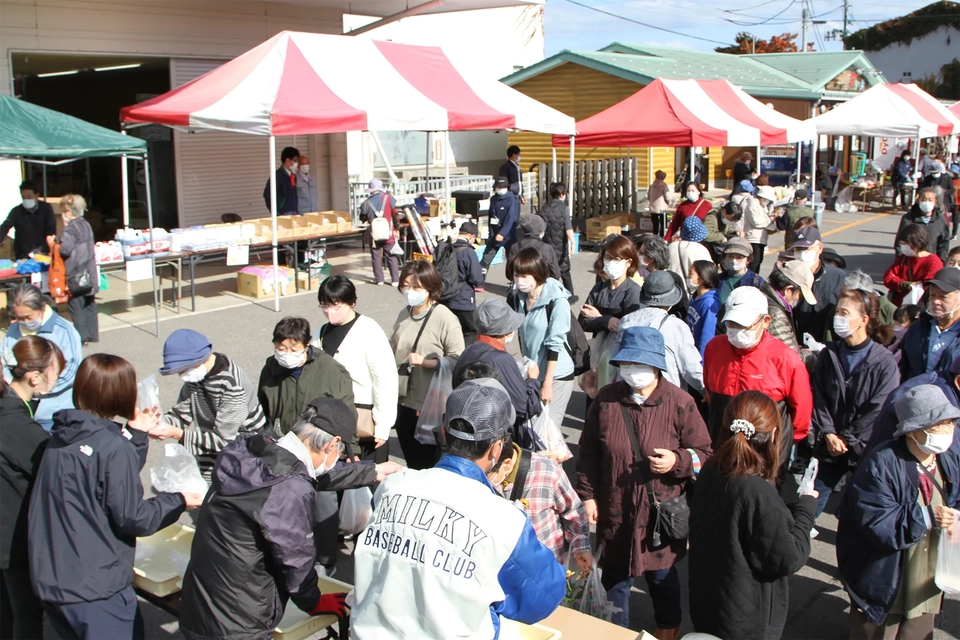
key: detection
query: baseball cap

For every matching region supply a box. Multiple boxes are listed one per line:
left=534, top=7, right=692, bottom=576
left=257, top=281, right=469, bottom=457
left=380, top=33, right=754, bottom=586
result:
left=927, top=267, right=960, bottom=293
left=723, top=237, right=752, bottom=258
left=302, top=397, right=358, bottom=459
left=791, top=226, right=822, bottom=250
left=459, top=220, right=478, bottom=236
left=445, top=379, right=516, bottom=442
left=724, top=286, right=769, bottom=327
left=494, top=176, right=509, bottom=188
left=778, top=261, right=817, bottom=305
left=794, top=189, right=809, bottom=200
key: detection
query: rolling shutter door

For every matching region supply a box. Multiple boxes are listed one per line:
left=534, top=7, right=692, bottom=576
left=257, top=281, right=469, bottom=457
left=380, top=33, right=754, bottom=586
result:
left=171, top=59, right=295, bottom=227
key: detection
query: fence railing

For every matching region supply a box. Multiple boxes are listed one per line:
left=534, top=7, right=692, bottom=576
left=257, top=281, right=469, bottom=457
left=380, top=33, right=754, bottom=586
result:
left=535, top=159, right=638, bottom=219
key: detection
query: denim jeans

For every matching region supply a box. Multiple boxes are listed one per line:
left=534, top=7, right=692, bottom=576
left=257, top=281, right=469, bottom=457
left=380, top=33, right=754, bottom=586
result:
left=814, top=461, right=850, bottom=517
left=601, top=565, right=682, bottom=630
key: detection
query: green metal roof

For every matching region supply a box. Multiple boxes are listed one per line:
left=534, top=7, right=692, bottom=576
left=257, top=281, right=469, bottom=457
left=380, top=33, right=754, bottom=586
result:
left=741, top=51, right=886, bottom=90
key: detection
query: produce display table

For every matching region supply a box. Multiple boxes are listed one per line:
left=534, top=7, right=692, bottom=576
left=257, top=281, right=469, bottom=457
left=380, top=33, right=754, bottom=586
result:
left=544, top=606, right=643, bottom=639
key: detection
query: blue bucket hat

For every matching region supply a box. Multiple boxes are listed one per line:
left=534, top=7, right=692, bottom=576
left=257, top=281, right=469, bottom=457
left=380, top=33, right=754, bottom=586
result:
left=611, top=326, right=668, bottom=371
left=682, top=215, right=708, bottom=243
left=739, top=180, right=755, bottom=194
left=160, top=328, right=212, bottom=375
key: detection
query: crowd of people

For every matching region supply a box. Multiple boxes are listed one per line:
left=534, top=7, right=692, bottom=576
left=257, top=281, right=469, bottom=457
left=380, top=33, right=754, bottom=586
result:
left=2, top=148, right=960, bottom=640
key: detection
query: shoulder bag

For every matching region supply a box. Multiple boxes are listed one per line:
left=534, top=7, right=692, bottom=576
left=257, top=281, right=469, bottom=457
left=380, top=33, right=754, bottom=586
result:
left=397, top=305, right=436, bottom=395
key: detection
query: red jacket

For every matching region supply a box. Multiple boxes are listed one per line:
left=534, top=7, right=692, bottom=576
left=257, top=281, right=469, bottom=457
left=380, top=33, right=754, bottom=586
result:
left=703, top=332, right=812, bottom=442
left=883, top=253, right=943, bottom=306
left=665, top=198, right=712, bottom=242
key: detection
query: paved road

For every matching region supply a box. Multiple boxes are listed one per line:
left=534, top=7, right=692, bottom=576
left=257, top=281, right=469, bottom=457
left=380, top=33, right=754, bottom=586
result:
left=57, top=208, right=960, bottom=638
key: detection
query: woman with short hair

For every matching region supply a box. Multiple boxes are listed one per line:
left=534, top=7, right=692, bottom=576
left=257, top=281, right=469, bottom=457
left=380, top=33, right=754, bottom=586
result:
left=57, top=194, right=99, bottom=344
left=391, top=259, right=464, bottom=469
left=689, top=390, right=817, bottom=640
left=686, top=259, right=720, bottom=360
left=884, top=222, right=943, bottom=306
left=29, top=354, right=202, bottom=640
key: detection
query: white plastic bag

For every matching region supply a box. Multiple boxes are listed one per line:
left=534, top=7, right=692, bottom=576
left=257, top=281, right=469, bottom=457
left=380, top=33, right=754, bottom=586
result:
left=150, top=443, right=209, bottom=496
left=137, top=374, right=162, bottom=414
left=903, top=283, right=924, bottom=306
left=531, top=403, right=572, bottom=462
left=339, top=487, right=374, bottom=535
left=578, top=558, right=618, bottom=622
left=415, top=359, right=453, bottom=445
left=935, top=515, right=960, bottom=595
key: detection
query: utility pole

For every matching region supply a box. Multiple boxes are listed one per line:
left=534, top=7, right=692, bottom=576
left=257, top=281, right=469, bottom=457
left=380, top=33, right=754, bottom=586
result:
left=841, top=0, right=849, bottom=49
left=801, top=5, right=808, bottom=52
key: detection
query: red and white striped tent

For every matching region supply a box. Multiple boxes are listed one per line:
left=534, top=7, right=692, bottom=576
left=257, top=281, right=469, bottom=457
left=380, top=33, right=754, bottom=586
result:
left=810, top=83, right=960, bottom=138
left=951, top=101, right=960, bottom=118
left=550, top=78, right=816, bottom=148
left=120, top=31, right=575, bottom=135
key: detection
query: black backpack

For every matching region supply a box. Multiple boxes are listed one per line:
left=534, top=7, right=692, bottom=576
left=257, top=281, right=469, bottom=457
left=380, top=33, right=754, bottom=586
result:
left=434, top=240, right=468, bottom=302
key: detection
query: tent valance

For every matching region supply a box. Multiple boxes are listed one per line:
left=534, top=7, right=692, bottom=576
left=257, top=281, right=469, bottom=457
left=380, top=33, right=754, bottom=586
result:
left=810, top=83, right=960, bottom=138
left=0, top=95, right=146, bottom=160
left=551, top=78, right=816, bottom=148
left=121, top=31, right=575, bottom=136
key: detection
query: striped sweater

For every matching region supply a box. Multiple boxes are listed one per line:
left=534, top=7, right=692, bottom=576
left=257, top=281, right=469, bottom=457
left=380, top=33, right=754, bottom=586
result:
left=163, top=354, right=266, bottom=469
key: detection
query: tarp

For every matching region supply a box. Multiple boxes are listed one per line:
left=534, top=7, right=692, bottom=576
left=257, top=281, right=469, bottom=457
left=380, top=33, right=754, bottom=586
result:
left=810, top=83, right=960, bottom=138
left=0, top=95, right=146, bottom=159
left=951, top=101, right=960, bottom=117
left=121, top=31, right=575, bottom=136
left=551, top=78, right=816, bottom=148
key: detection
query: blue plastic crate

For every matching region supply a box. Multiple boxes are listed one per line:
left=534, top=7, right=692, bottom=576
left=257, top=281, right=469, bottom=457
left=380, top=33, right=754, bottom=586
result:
left=474, top=245, right=504, bottom=265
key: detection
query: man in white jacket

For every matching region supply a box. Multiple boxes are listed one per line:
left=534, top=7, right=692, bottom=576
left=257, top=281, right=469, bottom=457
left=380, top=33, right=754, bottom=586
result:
left=348, top=379, right=565, bottom=639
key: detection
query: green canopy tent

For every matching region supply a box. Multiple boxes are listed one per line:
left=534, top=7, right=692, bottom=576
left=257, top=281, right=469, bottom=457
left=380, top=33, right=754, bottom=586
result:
left=0, top=95, right=161, bottom=336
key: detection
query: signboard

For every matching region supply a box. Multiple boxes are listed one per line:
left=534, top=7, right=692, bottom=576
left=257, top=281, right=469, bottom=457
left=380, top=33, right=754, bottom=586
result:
left=226, top=244, right=250, bottom=266
left=873, top=137, right=907, bottom=171
left=125, top=258, right=153, bottom=282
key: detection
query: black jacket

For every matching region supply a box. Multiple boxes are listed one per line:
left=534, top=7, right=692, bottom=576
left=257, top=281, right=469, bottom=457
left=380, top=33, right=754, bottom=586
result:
left=0, top=201, right=56, bottom=259
left=793, top=261, right=846, bottom=342
left=180, top=433, right=375, bottom=640
left=689, top=459, right=817, bottom=640
left=0, top=389, right=49, bottom=570
left=446, top=238, right=483, bottom=312
left=505, top=235, right=561, bottom=282
left=537, top=199, right=570, bottom=270
left=263, top=166, right=298, bottom=214
left=58, top=217, right=99, bottom=295
left=28, top=409, right=185, bottom=604
left=812, top=340, right=900, bottom=467
left=453, top=341, right=541, bottom=424
left=895, top=205, right=950, bottom=264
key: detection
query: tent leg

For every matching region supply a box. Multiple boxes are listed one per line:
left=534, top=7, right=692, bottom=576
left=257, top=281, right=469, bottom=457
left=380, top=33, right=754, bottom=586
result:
left=551, top=147, right=557, bottom=183
left=269, top=136, right=280, bottom=313
left=121, top=155, right=130, bottom=227
left=688, top=148, right=695, bottom=187
left=370, top=131, right=397, bottom=182
left=795, top=142, right=802, bottom=188
left=42, top=161, right=47, bottom=198
left=568, top=136, right=575, bottom=219
left=144, top=157, right=160, bottom=337
left=425, top=132, right=431, bottom=195
left=627, top=147, right=633, bottom=212
left=443, top=131, right=451, bottom=226
left=812, top=140, right=820, bottom=226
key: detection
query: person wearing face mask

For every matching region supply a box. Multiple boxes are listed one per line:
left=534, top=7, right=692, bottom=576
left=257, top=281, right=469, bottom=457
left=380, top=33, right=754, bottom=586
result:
left=391, top=260, right=464, bottom=469
left=664, top=181, right=711, bottom=242
left=636, top=233, right=690, bottom=320
left=742, top=185, right=777, bottom=274
left=505, top=213, right=561, bottom=282
left=0, top=336, right=64, bottom=640
left=453, top=299, right=543, bottom=430
left=258, top=316, right=356, bottom=439
left=294, top=154, right=318, bottom=214
left=884, top=223, right=943, bottom=306
left=731, top=151, right=754, bottom=197
left=498, top=144, right=525, bottom=204
left=716, top=237, right=764, bottom=307
left=151, top=328, right=267, bottom=481
left=811, top=288, right=900, bottom=519
left=703, top=286, right=812, bottom=461
left=892, top=150, right=914, bottom=211
left=1, top=283, right=81, bottom=431
left=262, top=145, right=300, bottom=215
left=577, top=326, right=712, bottom=636
left=899, top=268, right=960, bottom=383
left=56, top=194, right=99, bottom=345
left=667, top=215, right=712, bottom=284
left=646, top=170, right=675, bottom=237
left=838, top=385, right=960, bottom=638
left=537, top=182, right=577, bottom=297
left=895, top=188, right=950, bottom=264
left=179, top=398, right=402, bottom=640
left=312, top=276, right=398, bottom=463
left=0, top=180, right=56, bottom=260
left=481, top=175, right=521, bottom=276
left=757, top=261, right=817, bottom=366
left=686, top=260, right=720, bottom=361
left=782, top=189, right=815, bottom=249
left=789, top=226, right=847, bottom=343
left=921, top=161, right=958, bottom=238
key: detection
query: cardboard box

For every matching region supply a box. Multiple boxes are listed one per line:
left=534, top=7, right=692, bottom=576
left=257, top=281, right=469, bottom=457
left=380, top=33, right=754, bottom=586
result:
left=302, top=212, right=340, bottom=234
left=314, top=211, right=353, bottom=232
left=237, top=266, right=292, bottom=299
left=587, top=225, right=624, bottom=242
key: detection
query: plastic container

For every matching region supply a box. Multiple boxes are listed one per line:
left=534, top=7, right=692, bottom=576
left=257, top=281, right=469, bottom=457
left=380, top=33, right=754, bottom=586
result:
left=272, top=575, right=353, bottom=640
left=573, top=232, right=580, bottom=255
left=116, top=229, right=151, bottom=261
left=133, top=524, right=195, bottom=597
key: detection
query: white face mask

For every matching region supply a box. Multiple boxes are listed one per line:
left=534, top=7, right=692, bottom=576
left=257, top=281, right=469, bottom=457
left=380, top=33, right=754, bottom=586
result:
left=495, top=188, right=508, bottom=196
left=299, top=164, right=309, bottom=174
left=919, top=201, right=935, bottom=214
left=514, top=276, right=537, bottom=294
left=833, top=316, right=856, bottom=339
left=686, top=191, right=699, bottom=201
left=620, top=364, right=657, bottom=391
left=403, top=289, right=429, bottom=307
left=275, top=350, right=306, bottom=369
left=603, top=259, right=628, bottom=281
left=22, top=199, right=37, bottom=210
left=290, top=162, right=299, bottom=173
left=727, top=324, right=762, bottom=350
left=725, top=258, right=747, bottom=274
left=686, top=277, right=699, bottom=292
left=899, top=244, right=916, bottom=257
left=797, top=248, right=817, bottom=266
left=505, top=332, right=515, bottom=345
left=912, top=430, right=954, bottom=456
left=179, top=363, right=207, bottom=383
left=19, top=316, right=43, bottom=332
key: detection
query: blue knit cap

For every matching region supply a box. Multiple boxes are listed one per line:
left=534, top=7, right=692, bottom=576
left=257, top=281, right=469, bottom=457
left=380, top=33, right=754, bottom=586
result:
left=160, top=328, right=212, bottom=375
left=682, top=215, right=708, bottom=243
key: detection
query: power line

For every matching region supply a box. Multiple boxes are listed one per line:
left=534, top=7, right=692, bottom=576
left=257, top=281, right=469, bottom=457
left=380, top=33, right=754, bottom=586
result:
left=723, top=0, right=785, bottom=13
left=560, top=0, right=731, bottom=45
left=722, top=0, right=798, bottom=26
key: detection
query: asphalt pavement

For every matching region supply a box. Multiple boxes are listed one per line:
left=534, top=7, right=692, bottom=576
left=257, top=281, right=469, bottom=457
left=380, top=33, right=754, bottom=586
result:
left=74, top=207, right=959, bottom=639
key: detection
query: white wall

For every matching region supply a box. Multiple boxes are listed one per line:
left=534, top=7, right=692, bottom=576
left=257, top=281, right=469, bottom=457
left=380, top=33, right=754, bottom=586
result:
left=864, top=26, right=960, bottom=84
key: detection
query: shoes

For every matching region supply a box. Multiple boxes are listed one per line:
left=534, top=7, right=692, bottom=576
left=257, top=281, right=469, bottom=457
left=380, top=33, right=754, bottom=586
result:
left=810, top=527, right=819, bottom=539
left=375, top=281, right=384, bottom=286
left=653, top=627, right=680, bottom=640
left=390, top=282, right=399, bottom=287
left=474, top=286, right=485, bottom=292
left=569, top=295, right=579, bottom=304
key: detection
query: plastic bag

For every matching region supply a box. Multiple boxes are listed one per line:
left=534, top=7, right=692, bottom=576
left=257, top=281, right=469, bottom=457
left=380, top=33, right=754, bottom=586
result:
left=935, top=514, right=960, bottom=595
left=137, top=374, right=162, bottom=414
left=530, top=403, right=572, bottom=462
left=340, top=487, right=374, bottom=535
left=415, top=359, right=453, bottom=445
left=150, top=443, right=209, bottom=495
left=903, top=283, right=924, bottom=306
left=577, top=558, right=619, bottom=622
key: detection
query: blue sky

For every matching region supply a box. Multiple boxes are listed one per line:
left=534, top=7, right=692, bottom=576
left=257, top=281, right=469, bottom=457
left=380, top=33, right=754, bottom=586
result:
left=543, top=0, right=942, bottom=55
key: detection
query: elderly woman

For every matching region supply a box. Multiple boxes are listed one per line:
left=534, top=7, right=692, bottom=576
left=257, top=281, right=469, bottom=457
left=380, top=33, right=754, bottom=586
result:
left=2, top=283, right=82, bottom=430
left=57, top=194, right=99, bottom=345
left=179, top=398, right=401, bottom=640
left=577, top=326, right=712, bottom=636
left=667, top=215, right=712, bottom=283
left=838, top=385, right=960, bottom=639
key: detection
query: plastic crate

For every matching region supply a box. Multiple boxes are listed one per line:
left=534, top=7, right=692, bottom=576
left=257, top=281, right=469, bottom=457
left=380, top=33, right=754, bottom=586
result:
left=474, top=245, right=504, bottom=265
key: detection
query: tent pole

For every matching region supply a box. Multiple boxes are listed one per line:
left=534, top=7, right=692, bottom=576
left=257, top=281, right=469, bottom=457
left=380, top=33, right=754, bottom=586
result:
left=370, top=132, right=397, bottom=182
left=551, top=147, right=557, bottom=183
left=425, top=132, right=431, bottom=195
left=443, top=131, right=451, bottom=226
left=812, top=139, right=820, bottom=226
left=121, top=155, right=130, bottom=227
left=627, top=147, right=633, bottom=212
left=688, top=148, right=695, bottom=187
left=42, top=160, right=47, bottom=198
left=270, top=136, right=280, bottom=313
left=144, top=157, right=160, bottom=337
left=795, top=142, right=802, bottom=189
left=568, top=136, right=575, bottom=219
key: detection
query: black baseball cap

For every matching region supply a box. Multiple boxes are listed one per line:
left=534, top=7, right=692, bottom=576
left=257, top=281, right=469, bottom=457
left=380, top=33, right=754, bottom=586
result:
left=459, top=220, right=478, bottom=236
left=927, top=268, right=960, bottom=293
left=303, top=397, right=357, bottom=459
left=494, top=176, right=509, bottom=188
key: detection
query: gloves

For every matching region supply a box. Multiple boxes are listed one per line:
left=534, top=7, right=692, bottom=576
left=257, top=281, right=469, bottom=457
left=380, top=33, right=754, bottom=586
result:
left=309, top=592, right=349, bottom=619
left=803, top=333, right=825, bottom=353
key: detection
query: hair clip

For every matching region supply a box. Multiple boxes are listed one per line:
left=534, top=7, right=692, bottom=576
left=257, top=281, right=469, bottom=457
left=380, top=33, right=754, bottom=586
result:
left=729, top=419, right=756, bottom=440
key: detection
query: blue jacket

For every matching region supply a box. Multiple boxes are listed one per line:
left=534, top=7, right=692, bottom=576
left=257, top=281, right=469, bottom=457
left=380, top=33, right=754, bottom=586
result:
left=2, top=311, right=82, bottom=430
left=837, top=439, right=960, bottom=625
left=447, top=238, right=483, bottom=312
left=864, top=372, right=960, bottom=457
left=262, top=166, right=298, bottom=214
left=891, top=159, right=912, bottom=187
left=899, top=313, right=960, bottom=382
left=516, top=279, right=574, bottom=380
left=488, top=192, right=520, bottom=245
left=687, top=289, right=719, bottom=361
